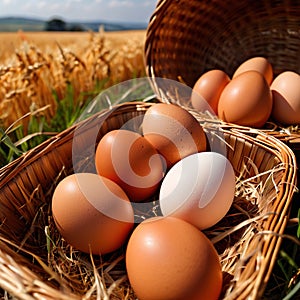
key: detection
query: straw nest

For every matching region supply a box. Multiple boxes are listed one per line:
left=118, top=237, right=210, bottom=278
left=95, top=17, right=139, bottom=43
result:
left=0, top=100, right=297, bottom=299
left=144, top=0, right=300, bottom=151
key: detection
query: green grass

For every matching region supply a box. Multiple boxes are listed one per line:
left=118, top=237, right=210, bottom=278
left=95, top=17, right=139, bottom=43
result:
left=49, top=83, right=102, bottom=132
left=0, top=80, right=299, bottom=299
left=0, top=81, right=107, bottom=167
left=263, top=199, right=300, bottom=300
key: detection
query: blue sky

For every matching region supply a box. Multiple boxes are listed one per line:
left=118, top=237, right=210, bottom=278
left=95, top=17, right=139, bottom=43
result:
left=0, top=0, right=158, bottom=23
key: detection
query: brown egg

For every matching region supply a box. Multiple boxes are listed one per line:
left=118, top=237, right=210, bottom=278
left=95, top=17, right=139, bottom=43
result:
left=126, top=216, right=223, bottom=300
left=218, top=70, right=273, bottom=127
left=95, top=129, right=165, bottom=202
left=52, top=173, right=134, bottom=255
left=191, top=69, right=230, bottom=114
left=142, top=103, right=207, bottom=168
left=232, top=56, right=273, bottom=85
left=270, top=71, right=300, bottom=125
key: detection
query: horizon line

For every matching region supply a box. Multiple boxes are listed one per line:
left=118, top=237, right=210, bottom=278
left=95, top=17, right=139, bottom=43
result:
left=0, top=15, right=149, bottom=25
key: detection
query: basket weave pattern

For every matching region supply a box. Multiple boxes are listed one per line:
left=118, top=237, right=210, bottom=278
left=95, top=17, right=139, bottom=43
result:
left=145, top=0, right=300, bottom=85
left=0, top=102, right=297, bottom=299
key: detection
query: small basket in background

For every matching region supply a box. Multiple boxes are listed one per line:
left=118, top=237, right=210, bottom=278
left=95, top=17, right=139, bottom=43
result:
left=144, top=0, right=300, bottom=153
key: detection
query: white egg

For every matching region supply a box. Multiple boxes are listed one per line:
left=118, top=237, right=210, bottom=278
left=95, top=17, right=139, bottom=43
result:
left=159, top=152, right=236, bottom=229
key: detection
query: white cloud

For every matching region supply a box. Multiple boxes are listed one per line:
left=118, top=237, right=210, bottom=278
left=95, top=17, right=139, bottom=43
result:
left=37, top=1, right=47, bottom=9
left=108, top=0, right=134, bottom=8
left=61, top=0, right=80, bottom=9
left=143, top=0, right=157, bottom=7
left=21, top=2, right=32, bottom=10
left=0, top=0, right=156, bottom=23
left=49, top=3, right=62, bottom=11
left=2, top=0, right=13, bottom=5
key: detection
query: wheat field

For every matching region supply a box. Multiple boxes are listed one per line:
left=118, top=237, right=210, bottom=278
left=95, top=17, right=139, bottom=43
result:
left=0, top=30, right=146, bottom=128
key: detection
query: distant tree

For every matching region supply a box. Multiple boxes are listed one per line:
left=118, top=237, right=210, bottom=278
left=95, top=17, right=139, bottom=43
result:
left=69, top=24, right=85, bottom=31
left=45, top=18, right=67, bottom=31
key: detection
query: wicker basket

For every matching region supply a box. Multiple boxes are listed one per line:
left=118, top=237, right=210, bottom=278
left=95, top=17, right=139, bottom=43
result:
left=144, top=0, right=300, bottom=151
left=0, top=101, right=297, bottom=299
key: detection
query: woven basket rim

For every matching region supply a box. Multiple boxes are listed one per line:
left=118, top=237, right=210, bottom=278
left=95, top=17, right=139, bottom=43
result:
left=0, top=101, right=297, bottom=300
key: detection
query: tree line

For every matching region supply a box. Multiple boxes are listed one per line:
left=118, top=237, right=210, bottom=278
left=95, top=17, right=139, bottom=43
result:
left=45, top=18, right=85, bottom=31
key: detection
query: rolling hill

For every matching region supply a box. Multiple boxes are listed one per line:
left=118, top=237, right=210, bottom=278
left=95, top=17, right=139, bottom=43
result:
left=0, top=16, right=147, bottom=32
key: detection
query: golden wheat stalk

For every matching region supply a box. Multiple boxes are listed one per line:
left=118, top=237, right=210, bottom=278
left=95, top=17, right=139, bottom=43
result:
left=0, top=31, right=145, bottom=129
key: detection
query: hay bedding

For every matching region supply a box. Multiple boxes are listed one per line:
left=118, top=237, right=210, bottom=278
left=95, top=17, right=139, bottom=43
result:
left=0, top=166, right=282, bottom=299
left=0, top=101, right=296, bottom=300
